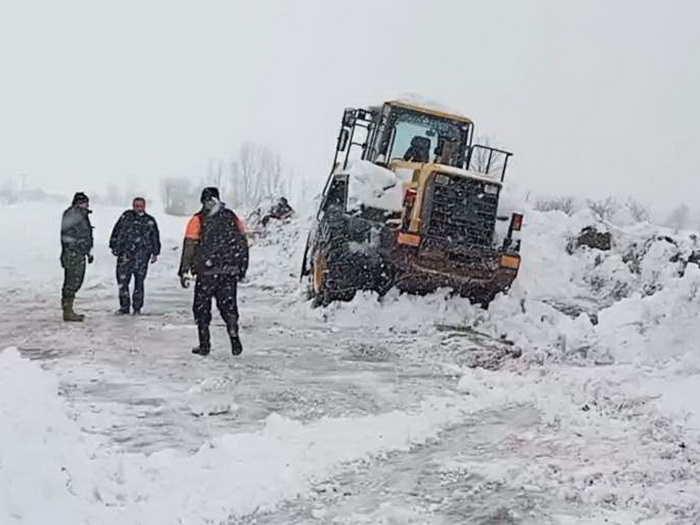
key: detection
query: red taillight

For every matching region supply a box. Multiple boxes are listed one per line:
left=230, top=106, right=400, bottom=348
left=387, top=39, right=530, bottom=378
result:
left=510, top=213, right=523, bottom=231
left=402, top=188, right=417, bottom=231
left=403, top=188, right=417, bottom=208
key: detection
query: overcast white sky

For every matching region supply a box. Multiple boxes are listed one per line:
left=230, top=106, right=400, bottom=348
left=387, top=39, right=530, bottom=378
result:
left=1, top=0, right=699, bottom=206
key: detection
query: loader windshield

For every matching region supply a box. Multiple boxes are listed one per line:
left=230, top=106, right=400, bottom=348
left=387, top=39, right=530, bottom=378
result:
left=378, top=108, right=469, bottom=167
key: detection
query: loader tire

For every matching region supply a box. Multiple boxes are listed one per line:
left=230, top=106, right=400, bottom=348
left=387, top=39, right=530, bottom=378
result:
left=310, top=252, right=357, bottom=307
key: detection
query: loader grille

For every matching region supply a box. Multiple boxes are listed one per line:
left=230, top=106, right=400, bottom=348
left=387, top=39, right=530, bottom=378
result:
left=425, top=173, right=499, bottom=247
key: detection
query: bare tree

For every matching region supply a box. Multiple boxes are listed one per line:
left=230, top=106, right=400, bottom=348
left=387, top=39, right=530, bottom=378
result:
left=535, top=196, right=577, bottom=216
left=624, top=198, right=650, bottom=223
left=207, top=159, right=226, bottom=197
left=469, top=136, right=491, bottom=172
left=229, top=143, right=291, bottom=210
left=587, top=197, right=618, bottom=222
left=468, top=135, right=509, bottom=176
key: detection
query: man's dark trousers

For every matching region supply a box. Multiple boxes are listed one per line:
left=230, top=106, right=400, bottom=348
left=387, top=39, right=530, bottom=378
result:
left=193, top=273, right=239, bottom=332
left=116, top=254, right=149, bottom=311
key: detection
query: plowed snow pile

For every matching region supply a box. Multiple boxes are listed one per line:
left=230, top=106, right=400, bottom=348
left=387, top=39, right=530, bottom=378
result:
left=301, top=204, right=700, bottom=371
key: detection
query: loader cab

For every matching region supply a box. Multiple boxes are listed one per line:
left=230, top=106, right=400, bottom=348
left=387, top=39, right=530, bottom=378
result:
left=326, top=100, right=514, bottom=227
left=331, top=101, right=474, bottom=173
left=330, top=100, right=515, bottom=180
left=369, top=101, right=473, bottom=168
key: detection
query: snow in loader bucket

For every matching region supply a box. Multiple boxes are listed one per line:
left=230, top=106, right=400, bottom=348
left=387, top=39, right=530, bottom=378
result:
left=346, top=160, right=405, bottom=214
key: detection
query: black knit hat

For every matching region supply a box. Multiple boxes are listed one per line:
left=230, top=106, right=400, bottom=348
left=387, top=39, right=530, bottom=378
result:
left=72, top=192, right=89, bottom=205
left=200, top=187, right=220, bottom=203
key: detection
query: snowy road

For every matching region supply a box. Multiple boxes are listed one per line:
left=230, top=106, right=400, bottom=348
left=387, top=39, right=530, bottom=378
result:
left=3, top=204, right=700, bottom=524
left=4, top=252, right=555, bottom=523
left=6, top=279, right=463, bottom=454
left=3, top=275, right=577, bottom=524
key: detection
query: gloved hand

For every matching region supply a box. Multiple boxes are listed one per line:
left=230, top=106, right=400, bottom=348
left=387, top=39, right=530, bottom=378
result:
left=179, top=273, right=191, bottom=289
left=151, top=255, right=158, bottom=264
left=87, top=254, right=94, bottom=264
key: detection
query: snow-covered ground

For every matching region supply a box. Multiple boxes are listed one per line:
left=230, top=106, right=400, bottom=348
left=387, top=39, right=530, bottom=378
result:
left=2, top=200, right=700, bottom=524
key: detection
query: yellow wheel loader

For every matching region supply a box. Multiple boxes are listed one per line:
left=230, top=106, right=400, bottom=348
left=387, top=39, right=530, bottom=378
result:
left=301, top=99, right=523, bottom=307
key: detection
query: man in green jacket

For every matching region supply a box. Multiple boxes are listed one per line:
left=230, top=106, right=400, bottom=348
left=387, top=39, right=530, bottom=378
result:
left=60, top=192, right=94, bottom=321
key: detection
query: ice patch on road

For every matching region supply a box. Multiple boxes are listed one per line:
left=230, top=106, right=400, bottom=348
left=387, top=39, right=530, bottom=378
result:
left=186, top=376, right=239, bottom=416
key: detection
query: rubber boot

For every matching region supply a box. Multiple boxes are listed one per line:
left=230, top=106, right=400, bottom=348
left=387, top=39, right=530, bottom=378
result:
left=62, top=298, right=85, bottom=322
left=192, top=324, right=211, bottom=355
left=227, top=319, right=243, bottom=356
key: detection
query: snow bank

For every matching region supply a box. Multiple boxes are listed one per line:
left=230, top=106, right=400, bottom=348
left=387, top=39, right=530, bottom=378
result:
left=456, top=365, right=700, bottom=523
left=0, top=347, right=118, bottom=524
left=477, top=207, right=700, bottom=368
left=123, top=396, right=471, bottom=524
left=0, top=346, right=480, bottom=524
left=245, top=216, right=310, bottom=294
left=279, top=201, right=700, bottom=377
left=597, top=264, right=700, bottom=361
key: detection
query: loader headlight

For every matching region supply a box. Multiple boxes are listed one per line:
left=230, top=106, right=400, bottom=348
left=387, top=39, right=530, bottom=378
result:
left=484, top=184, right=499, bottom=195
left=435, top=174, right=450, bottom=185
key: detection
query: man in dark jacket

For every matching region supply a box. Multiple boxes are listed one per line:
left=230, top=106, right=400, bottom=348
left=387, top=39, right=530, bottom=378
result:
left=109, top=197, right=161, bottom=314
left=178, top=187, right=249, bottom=356
left=261, top=197, right=294, bottom=227
left=60, top=192, right=94, bottom=322
left=403, top=135, right=431, bottom=163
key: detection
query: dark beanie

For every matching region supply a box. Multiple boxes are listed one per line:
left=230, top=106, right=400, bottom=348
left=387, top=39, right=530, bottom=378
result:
left=200, top=187, right=220, bottom=203
left=72, top=192, right=89, bottom=205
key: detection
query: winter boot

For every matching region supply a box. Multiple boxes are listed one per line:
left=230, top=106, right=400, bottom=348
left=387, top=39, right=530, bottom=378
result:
left=230, top=334, right=243, bottom=356
left=62, top=298, right=85, bottom=322
left=226, top=320, right=243, bottom=356
left=192, top=324, right=211, bottom=355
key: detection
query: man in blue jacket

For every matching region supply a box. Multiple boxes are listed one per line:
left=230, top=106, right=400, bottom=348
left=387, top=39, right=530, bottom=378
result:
left=110, top=197, right=161, bottom=314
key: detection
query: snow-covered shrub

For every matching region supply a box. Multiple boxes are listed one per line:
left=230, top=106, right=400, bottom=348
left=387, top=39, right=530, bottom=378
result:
left=586, top=197, right=618, bottom=222
left=534, top=196, right=577, bottom=216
